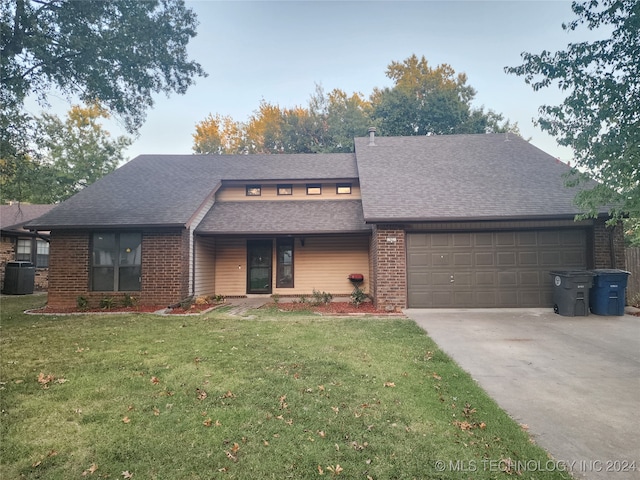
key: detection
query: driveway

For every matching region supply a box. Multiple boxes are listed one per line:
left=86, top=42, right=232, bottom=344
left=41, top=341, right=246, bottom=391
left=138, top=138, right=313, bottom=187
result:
left=404, top=308, right=640, bottom=480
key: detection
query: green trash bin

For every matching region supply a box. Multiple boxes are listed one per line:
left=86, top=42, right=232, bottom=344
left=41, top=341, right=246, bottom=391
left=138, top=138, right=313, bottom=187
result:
left=549, top=270, right=595, bottom=316
left=3, top=261, right=35, bottom=294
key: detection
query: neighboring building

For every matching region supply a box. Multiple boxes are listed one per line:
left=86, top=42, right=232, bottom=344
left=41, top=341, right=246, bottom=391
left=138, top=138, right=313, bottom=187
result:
left=27, top=133, right=624, bottom=310
left=1, top=204, right=55, bottom=291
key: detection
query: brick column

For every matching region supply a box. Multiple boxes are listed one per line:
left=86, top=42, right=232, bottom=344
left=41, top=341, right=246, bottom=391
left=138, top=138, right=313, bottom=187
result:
left=593, top=218, right=625, bottom=269
left=372, top=225, right=406, bottom=311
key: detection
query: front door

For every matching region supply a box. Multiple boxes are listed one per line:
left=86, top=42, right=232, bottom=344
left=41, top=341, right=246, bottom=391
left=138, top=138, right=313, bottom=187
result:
left=247, top=240, right=272, bottom=294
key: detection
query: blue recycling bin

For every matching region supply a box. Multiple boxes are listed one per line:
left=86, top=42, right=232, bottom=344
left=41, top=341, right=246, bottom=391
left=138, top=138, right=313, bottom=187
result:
left=589, top=269, right=630, bottom=316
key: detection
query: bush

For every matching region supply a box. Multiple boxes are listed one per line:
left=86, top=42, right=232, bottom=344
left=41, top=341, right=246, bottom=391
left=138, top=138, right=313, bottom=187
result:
left=76, top=296, right=89, bottom=311
left=99, top=296, right=116, bottom=310
left=311, top=289, right=333, bottom=306
left=122, top=294, right=138, bottom=308
left=350, top=287, right=368, bottom=307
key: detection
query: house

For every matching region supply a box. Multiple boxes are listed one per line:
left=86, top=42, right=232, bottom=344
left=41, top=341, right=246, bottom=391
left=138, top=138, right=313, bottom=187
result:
left=1, top=203, right=55, bottom=291
left=27, top=133, right=624, bottom=311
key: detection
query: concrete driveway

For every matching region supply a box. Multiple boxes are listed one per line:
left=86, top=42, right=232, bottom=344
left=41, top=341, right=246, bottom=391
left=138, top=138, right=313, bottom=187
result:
left=404, top=308, right=640, bottom=480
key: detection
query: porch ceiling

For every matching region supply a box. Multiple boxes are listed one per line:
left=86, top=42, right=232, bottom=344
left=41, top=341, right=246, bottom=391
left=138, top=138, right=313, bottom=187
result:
left=195, top=200, right=371, bottom=235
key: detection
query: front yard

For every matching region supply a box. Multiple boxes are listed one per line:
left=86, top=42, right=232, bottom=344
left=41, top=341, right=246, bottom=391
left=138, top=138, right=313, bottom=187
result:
left=0, top=295, right=571, bottom=479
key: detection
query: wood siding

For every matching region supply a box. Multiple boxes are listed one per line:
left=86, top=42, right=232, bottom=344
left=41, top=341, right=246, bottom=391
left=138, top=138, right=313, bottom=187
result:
left=216, top=182, right=361, bottom=202
left=194, top=236, right=217, bottom=296
left=625, top=247, right=640, bottom=304
left=205, top=235, right=370, bottom=297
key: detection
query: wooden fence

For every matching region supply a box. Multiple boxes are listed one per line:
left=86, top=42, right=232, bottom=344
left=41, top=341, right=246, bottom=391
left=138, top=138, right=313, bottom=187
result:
left=625, top=247, right=640, bottom=304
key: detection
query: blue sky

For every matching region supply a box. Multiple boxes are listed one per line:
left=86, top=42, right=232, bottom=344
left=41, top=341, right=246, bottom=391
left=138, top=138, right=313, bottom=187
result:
left=32, top=1, right=605, bottom=162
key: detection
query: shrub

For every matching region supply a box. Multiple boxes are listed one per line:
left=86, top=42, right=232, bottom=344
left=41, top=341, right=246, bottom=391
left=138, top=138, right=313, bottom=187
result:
left=76, top=296, right=89, bottom=311
left=99, top=296, right=116, bottom=310
left=350, top=287, right=368, bottom=307
left=122, top=294, right=138, bottom=308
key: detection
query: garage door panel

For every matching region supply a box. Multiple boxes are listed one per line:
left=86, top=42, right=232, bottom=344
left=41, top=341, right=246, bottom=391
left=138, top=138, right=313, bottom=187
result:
left=407, top=229, right=587, bottom=308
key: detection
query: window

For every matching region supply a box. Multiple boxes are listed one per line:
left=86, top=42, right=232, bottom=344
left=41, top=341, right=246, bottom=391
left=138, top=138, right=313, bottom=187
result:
left=276, top=238, right=294, bottom=288
left=36, top=239, right=49, bottom=267
left=277, top=184, right=293, bottom=196
left=306, top=184, right=322, bottom=195
left=246, top=185, right=261, bottom=196
left=16, top=239, right=31, bottom=262
left=14, top=238, right=49, bottom=267
left=336, top=183, right=352, bottom=194
left=92, top=233, right=142, bottom=291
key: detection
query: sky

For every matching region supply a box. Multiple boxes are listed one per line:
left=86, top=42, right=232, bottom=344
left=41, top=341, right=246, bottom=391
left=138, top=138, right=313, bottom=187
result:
left=30, top=0, right=606, bottom=163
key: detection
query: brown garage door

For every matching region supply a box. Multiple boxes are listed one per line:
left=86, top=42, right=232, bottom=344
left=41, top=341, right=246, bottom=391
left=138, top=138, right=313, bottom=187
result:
left=407, top=230, right=588, bottom=308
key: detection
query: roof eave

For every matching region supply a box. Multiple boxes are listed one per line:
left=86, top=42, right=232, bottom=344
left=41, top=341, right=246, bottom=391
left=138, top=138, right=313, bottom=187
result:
left=26, top=223, right=188, bottom=231
left=364, top=213, right=602, bottom=224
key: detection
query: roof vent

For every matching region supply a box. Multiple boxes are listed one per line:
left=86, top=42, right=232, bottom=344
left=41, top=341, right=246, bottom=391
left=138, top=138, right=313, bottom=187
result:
left=368, top=127, right=376, bottom=146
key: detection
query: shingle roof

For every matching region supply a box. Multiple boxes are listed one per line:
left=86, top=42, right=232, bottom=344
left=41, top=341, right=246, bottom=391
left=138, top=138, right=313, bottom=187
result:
left=27, top=153, right=357, bottom=229
left=354, top=133, right=598, bottom=222
left=196, top=200, right=370, bottom=235
left=1, top=204, right=55, bottom=233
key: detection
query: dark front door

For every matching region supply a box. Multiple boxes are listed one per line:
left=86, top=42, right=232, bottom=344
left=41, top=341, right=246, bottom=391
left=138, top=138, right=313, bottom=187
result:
left=247, top=240, right=273, bottom=294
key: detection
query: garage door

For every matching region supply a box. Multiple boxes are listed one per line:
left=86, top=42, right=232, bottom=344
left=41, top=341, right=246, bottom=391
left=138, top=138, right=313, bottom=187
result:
left=407, top=230, right=587, bottom=308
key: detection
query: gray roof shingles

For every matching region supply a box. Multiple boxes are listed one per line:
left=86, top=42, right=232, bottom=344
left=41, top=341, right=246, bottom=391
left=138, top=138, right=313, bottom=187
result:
left=197, top=200, right=370, bottom=235
left=354, top=133, right=596, bottom=221
left=27, top=153, right=357, bottom=229
left=1, top=204, right=55, bottom=233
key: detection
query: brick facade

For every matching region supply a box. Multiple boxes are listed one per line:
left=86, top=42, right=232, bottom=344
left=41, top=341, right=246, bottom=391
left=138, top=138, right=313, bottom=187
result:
left=0, top=235, right=49, bottom=292
left=46, top=229, right=190, bottom=309
left=371, top=225, right=406, bottom=312
left=593, top=218, right=625, bottom=269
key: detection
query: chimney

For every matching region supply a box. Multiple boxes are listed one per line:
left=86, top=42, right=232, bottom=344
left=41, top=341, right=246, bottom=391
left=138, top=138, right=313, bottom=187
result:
left=368, top=127, right=376, bottom=146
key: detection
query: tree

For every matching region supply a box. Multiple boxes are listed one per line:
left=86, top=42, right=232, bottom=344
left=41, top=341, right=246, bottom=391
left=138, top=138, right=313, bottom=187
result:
left=36, top=104, right=131, bottom=202
left=505, top=0, right=639, bottom=223
left=192, top=114, right=245, bottom=155
left=1, top=0, right=206, bottom=201
left=372, top=55, right=513, bottom=136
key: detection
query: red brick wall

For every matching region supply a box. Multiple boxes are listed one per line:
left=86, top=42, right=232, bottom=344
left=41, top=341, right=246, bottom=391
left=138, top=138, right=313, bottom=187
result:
left=593, top=218, right=625, bottom=269
left=0, top=236, right=14, bottom=291
left=47, top=229, right=190, bottom=309
left=371, top=225, right=406, bottom=312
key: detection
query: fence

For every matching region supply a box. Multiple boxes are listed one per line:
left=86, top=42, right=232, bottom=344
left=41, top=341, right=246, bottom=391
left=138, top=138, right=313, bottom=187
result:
left=625, top=247, right=640, bottom=305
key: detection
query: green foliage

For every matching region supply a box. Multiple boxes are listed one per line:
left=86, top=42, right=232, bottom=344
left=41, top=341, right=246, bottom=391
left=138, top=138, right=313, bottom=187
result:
left=311, top=289, right=333, bottom=306
left=76, top=296, right=88, bottom=311
left=350, top=286, right=368, bottom=307
left=1, top=0, right=206, bottom=202
left=506, top=0, right=639, bottom=223
left=179, top=296, right=194, bottom=310
left=121, top=294, right=138, bottom=308
left=192, top=55, right=516, bottom=155
left=270, top=293, right=280, bottom=305
left=99, top=296, right=116, bottom=310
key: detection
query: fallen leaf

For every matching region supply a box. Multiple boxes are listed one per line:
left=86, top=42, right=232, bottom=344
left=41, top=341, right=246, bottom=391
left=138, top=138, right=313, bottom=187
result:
left=203, top=418, right=212, bottom=427
left=383, top=382, right=396, bottom=388
left=221, top=390, right=235, bottom=399
left=317, top=465, right=324, bottom=475
left=215, top=419, right=222, bottom=427
left=317, top=430, right=326, bottom=438
left=432, top=372, right=442, bottom=380
left=225, top=451, right=238, bottom=462
left=122, top=471, right=133, bottom=479
left=150, top=376, right=160, bottom=385
left=153, top=407, right=160, bottom=416
left=82, top=463, right=98, bottom=476
left=231, top=442, right=240, bottom=454
left=122, top=416, right=131, bottom=424
left=331, top=406, right=339, bottom=414
left=196, top=388, right=207, bottom=400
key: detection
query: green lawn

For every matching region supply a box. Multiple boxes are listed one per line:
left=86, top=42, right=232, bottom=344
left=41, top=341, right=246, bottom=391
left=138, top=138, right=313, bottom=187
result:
left=0, top=295, right=571, bottom=479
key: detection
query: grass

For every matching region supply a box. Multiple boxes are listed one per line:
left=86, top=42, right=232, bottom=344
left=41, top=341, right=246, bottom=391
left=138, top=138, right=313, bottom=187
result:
left=0, top=295, right=572, bottom=479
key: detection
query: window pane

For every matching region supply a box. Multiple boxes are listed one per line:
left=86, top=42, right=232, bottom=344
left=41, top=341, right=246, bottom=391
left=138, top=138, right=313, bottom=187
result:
left=36, top=240, right=49, bottom=267
left=93, top=234, right=116, bottom=266
left=277, top=184, right=292, bottom=195
left=119, top=233, right=141, bottom=266
left=306, top=184, right=321, bottom=195
left=337, top=183, right=352, bottom=194
left=92, top=267, right=115, bottom=291
left=119, top=266, right=141, bottom=291
left=16, top=239, right=31, bottom=261
left=276, top=239, right=294, bottom=288
left=246, top=185, right=261, bottom=196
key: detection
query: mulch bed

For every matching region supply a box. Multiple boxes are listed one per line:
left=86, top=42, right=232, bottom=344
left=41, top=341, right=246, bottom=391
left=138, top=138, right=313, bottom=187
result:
left=272, top=301, right=401, bottom=315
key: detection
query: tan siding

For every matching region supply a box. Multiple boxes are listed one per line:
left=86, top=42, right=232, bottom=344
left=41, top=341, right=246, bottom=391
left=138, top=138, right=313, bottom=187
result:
left=211, top=235, right=370, bottom=297
left=214, top=238, right=247, bottom=296
left=286, top=235, right=369, bottom=296
left=194, top=237, right=216, bottom=296
left=217, top=182, right=361, bottom=202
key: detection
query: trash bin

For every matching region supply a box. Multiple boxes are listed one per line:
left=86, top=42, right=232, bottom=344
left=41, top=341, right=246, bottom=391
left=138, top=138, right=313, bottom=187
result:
left=550, top=270, right=595, bottom=316
left=3, top=261, right=35, bottom=295
left=589, top=269, right=630, bottom=316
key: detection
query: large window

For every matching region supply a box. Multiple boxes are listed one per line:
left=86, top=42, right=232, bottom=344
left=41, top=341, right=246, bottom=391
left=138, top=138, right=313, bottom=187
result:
left=92, top=233, right=142, bottom=291
left=36, top=239, right=49, bottom=267
left=276, top=238, right=294, bottom=288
